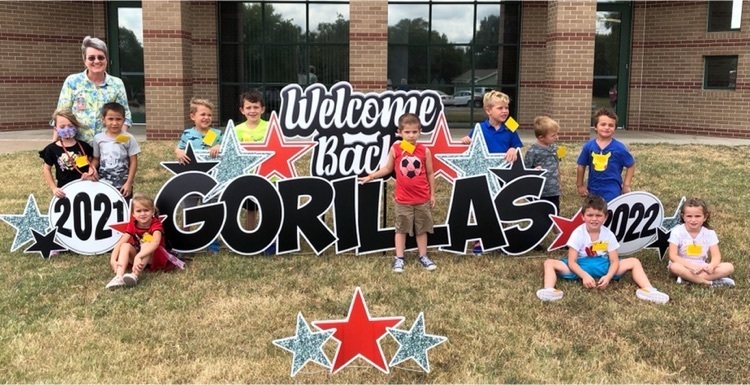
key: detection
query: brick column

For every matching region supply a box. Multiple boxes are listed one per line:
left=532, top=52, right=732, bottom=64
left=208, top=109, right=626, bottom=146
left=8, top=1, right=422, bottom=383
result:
left=349, top=0, right=388, bottom=92
left=142, top=1, right=193, bottom=140
left=545, top=0, right=596, bottom=141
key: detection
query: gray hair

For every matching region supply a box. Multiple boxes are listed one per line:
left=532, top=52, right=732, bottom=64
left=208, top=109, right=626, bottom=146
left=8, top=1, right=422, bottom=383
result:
left=81, top=36, right=108, bottom=59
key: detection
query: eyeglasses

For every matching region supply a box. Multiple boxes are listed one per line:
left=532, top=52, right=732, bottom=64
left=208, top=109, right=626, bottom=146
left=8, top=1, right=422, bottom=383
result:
left=86, top=55, right=106, bottom=62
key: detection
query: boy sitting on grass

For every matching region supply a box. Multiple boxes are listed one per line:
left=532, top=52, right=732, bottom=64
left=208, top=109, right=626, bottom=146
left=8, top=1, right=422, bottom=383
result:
left=536, top=195, right=669, bottom=304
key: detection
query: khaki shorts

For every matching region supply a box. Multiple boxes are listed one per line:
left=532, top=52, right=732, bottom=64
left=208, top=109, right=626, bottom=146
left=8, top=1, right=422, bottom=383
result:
left=394, top=201, right=434, bottom=236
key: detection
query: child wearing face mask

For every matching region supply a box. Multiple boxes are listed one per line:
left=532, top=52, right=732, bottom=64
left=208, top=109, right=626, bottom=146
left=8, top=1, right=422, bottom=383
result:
left=40, top=108, right=97, bottom=199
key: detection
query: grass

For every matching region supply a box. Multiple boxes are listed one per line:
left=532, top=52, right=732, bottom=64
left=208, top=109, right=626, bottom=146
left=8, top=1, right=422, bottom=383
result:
left=1, top=140, right=749, bottom=383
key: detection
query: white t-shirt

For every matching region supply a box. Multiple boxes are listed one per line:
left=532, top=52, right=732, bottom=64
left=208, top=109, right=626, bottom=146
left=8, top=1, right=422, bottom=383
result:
left=667, top=224, right=718, bottom=263
left=567, top=224, right=620, bottom=259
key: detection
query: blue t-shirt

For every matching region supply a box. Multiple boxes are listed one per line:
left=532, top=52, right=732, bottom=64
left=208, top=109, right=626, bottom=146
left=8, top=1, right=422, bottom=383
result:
left=576, top=138, right=634, bottom=202
left=177, top=127, right=223, bottom=150
left=469, top=119, right=523, bottom=154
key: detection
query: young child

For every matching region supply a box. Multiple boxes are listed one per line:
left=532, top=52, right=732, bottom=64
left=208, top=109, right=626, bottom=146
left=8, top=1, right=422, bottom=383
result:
left=174, top=97, right=222, bottom=253
left=175, top=97, right=222, bottom=163
left=460, top=90, right=523, bottom=255
left=359, top=113, right=437, bottom=273
left=234, top=90, right=269, bottom=232
left=523, top=116, right=562, bottom=215
left=40, top=108, right=96, bottom=198
left=106, top=193, right=185, bottom=288
left=576, top=108, right=634, bottom=202
left=667, top=198, right=735, bottom=287
left=91, top=102, right=140, bottom=200
left=536, top=195, right=669, bottom=304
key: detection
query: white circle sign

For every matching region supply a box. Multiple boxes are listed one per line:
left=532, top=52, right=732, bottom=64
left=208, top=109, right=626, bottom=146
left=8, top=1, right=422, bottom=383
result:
left=48, top=180, right=129, bottom=255
left=605, top=192, right=664, bottom=255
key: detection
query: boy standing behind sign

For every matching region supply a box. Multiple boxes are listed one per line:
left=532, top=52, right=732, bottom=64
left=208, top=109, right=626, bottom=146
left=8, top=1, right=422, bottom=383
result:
left=576, top=108, right=634, bottom=202
left=234, top=90, right=269, bottom=233
left=91, top=102, right=140, bottom=201
left=174, top=97, right=223, bottom=253
left=460, top=90, right=523, bottom=254
left=359, top=113, right=437, bottom=273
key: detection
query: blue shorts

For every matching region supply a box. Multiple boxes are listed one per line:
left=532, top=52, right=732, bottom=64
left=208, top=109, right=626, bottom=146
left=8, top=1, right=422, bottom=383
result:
left=558, top=257, right=623, bottom=280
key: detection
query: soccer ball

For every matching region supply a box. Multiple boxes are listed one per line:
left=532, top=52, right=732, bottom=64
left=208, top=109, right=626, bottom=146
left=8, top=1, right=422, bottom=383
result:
left=399, top=156, right=422, bottom=178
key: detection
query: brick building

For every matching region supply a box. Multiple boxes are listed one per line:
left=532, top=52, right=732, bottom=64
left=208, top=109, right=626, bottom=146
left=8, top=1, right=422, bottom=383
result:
left=0, top=1, right=747, bottom=140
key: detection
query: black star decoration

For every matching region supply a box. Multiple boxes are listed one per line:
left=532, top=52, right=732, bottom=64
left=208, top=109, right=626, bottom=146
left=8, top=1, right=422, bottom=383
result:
left=645, top=227, right=670, bottom=261
left=489, top=155, right=546, bottom=185
left=160, top=142, right=219, bottom=175
left=24, top=228, right=67, bottom=259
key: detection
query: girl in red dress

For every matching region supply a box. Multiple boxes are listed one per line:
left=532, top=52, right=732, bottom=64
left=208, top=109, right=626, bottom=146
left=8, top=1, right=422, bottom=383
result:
left=105, top=194, right=184, bottom=288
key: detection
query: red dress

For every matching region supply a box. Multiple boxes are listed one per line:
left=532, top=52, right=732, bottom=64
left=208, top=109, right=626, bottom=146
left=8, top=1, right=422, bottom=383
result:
left=125, top=216, right=184, bottom=271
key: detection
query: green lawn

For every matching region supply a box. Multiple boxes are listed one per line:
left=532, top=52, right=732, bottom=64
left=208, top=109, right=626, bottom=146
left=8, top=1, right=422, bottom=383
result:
left=0, top=141, right=748, bottom=383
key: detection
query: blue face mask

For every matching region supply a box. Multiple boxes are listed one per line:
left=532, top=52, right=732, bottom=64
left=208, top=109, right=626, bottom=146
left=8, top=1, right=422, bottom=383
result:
left=55, top=125, right=77, bottom=139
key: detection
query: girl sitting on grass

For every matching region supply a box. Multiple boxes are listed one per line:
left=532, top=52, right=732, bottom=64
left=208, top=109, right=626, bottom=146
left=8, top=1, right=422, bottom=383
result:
left=106, top=194, right=184, bottom=289
left=667, top=198, right=735, bottom=287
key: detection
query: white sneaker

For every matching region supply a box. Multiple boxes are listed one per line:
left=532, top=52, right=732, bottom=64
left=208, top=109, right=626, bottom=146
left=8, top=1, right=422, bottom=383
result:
left=636, top=287, right=669, bottom=304
left=710, top=277, right=736, bottom=287
left=122, top=273, right=139, bottom=287
left=392, top=258, right=405, bottom=273
left=536, top=287, right=564, bottom=302
left=105, top=276, right=125, bottom=289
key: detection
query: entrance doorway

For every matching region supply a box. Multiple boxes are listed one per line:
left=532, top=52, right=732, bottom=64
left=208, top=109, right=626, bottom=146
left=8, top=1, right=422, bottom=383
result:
left=107, top=2, right=145, bottom=124
left=592, top=2, right=631, bottom=128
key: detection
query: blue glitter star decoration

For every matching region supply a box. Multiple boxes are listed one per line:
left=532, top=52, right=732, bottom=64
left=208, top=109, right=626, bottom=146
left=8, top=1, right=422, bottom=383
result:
left=0, top=195, right=51, bottom=252
left=387, top=312, right=447, bottom=373
left=196, top=120, right=273, bottom=201
left=435, top=124, right=511, bottom=196
left=661, top=196, right=686, bottom=232
left=273, top=312, right=334, bottom=377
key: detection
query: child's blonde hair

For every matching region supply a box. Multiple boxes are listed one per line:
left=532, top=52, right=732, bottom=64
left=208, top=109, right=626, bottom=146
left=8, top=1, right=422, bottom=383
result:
left=130, top=193, right=159, bottom=216
left=483, top=90, right=510, bottom=109
left=189, top=97, right=214, bottom=115
left=681, top=197, right=712, bottom=230
left=51, top=108, right=82, bottom=128
left=533, top=116, right=560, bottom=138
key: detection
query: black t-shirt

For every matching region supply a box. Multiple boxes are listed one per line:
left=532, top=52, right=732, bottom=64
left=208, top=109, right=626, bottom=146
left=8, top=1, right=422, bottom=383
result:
left=39, top=140, right=93, bottom=188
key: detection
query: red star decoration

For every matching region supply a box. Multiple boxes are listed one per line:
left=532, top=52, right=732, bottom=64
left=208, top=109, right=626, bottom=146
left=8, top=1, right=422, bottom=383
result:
left=312, top=287, right=404, bottom=374
left=109, top=215, right=168, bottom=234
left=548, top=209, right=584, bottom=250
left=240, top=113, right=316, bottom=180
left=421, top=113, right=468, bottom=182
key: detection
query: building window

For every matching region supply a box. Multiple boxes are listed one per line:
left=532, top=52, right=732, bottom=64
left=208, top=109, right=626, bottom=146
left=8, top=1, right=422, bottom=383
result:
left=707, top=0, right=742, bottom=31
left=703, top=56, right=738, bottom=89
left=218, top=1, right=349, bottom=125
left=387, top=1, right=521, bottom=128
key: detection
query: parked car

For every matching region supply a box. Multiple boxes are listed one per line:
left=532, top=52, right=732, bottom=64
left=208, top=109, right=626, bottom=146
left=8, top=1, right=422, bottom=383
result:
left=448, top=90, right=483, bottom=107
left=427, top=90, right=453, bottom=105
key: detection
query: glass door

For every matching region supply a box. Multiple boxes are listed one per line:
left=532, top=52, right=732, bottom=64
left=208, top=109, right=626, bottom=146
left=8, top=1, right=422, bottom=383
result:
left=592, top=2, right=631, bottom=128
left=107, top=2, right=145, bottom=123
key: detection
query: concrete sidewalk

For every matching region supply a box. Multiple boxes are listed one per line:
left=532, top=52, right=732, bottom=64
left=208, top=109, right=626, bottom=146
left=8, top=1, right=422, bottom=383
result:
left=2, top=123, right=749, bottom=154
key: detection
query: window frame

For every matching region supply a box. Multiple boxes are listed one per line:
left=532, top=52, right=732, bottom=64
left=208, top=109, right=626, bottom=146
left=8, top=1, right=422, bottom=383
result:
left=703, top=55, right=739, bottom=90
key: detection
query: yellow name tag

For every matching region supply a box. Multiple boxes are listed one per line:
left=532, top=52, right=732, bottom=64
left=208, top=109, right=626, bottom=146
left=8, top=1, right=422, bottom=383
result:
left=75, top=156, right=89, bottom=168
left=399, top=140, right=416, bottom=154
left=505, top=116, right=519, bottom=132
left=202, top=130, right=218, bottom=146
left=592, top=241, right=608, bottom=252
left=115, top=134, right=130, bottom=143
left=686, top=243, right=702, bottom=256
left=557, top=145, right=566, bottom=159
left=142, top=233, right=153, bottom=243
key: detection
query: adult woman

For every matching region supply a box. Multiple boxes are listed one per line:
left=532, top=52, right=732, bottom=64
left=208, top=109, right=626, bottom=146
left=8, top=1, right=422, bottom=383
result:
left=54, top=36, right=132, bottom=145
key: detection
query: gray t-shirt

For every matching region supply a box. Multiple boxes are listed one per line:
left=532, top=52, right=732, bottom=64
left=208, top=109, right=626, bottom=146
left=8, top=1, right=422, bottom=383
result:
left=523, top=142, right=561, bottom=197
left=93, top=132, right=141, bottom=189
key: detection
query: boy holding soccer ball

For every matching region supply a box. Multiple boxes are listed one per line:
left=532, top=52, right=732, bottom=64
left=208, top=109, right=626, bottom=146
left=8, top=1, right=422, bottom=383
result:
left=359, top=113, right=437, bottom=273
